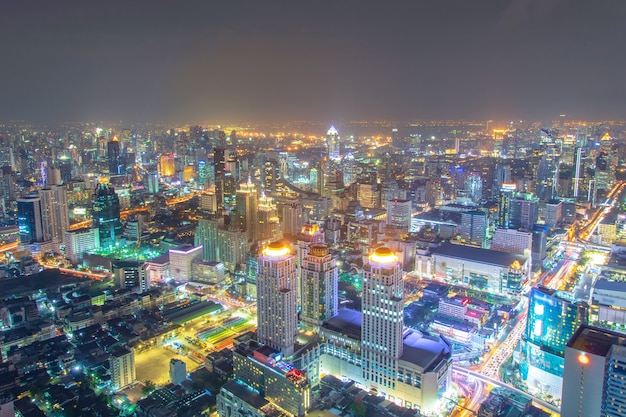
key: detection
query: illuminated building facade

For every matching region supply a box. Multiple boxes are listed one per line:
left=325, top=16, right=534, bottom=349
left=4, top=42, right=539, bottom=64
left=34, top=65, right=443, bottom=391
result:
left=91, top=183, right=123, bottom=249
left=195, top=217, right=219, bottom=262
left=256, top=193, right=280, bottom=244
left=158, top=153, right=175, bottom=177
left=458, top=211, right=488, bottom=248
left=300, top=244, right=338, bottom=329
left=17, top=194, right=45, bottom=244
left=39, top=185, right=70, bottom=244
left=109, top=347, right=136, bottom=391
left=562, top=325, right=626, bottom=417
left=386, top=199, right=412, bottom=231
left=257, top=241, right=297, bottom=357
left=326, top=125, right=340, bottom=161
left=235, top=180, right=257, bottom=242
left=64, top=228, right=99, bottom=265
left=522, top=287, right=588, bottom=399
left=218, top=341, right=310, bottom=417
left=169, top=246, right=203, bottom=282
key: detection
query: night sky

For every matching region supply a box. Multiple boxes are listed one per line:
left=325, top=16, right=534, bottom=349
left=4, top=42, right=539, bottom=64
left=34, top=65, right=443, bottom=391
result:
left=1, top=0, right=625, bottom=123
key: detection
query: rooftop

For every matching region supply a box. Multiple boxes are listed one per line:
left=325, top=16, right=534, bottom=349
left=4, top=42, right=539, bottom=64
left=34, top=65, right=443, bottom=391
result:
left=432, top=242, right=527, bottom=267
left=567, top=325, right=626, bottom=357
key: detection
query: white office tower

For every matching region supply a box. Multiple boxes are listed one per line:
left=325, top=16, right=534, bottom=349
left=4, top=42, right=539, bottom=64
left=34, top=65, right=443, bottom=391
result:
left=257, top=241, right=297, bottom=357
left=362, top=247, right=404, bottom=392
left=170, top=358, right=187, bottom=385
left=562, top=325, right=626, bottom=417
left=300, top=244, right=338, bottom=329
left=386, top=199, right=412, bottom=231
left=327, top=125, right=340, bottom=161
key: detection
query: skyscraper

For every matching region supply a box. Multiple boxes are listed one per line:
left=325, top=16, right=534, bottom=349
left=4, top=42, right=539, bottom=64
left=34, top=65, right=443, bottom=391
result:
left=107, top=138, right=122, bottom=175
left=327, top=125, right=340, bottom=161
left=235, top=180, right=258, bottom=242
left=300, top=244, right=338, bottom=329
left=257, top=241, right=297, bottom=357
left=562, top=325, right=626, bottom=417
left=256, top=193, right=280, bottom=243
left=195, top=217, right=220, bottom=262
left=522, top=287, right=588, bottom=399
left=459, top=211, right=488, bottom=248
left=361, top=247, right=404, bottom=391
left=39, top=185, right=69, bottom=243
left=498, top=183, right=516, bottom=228
left=92, top=183, right=123, bottom=248
left=214, top=147, right=226, bottom=211
left=17, top=195, right=45, bottom=244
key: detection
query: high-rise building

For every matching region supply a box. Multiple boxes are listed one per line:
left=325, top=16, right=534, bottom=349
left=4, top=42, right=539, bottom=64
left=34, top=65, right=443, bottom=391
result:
left=257, top=241, right=297, bottom=357
left=195, top=217, right=220, bottom=262
left=491, top=228, right=532, bottom=255
left=465, top=172, right=483, bottom=203
left=169, top=246, right=203, bottom=282
left=256, top=193, right=280, bottom=244
left=562, top=325, right=626, bottom=417
left=112, top=260, right=147, bottom=291
left=497, top=184, right=516, bottom=228
left=300, top=244, right=338, bottom=329
left=107, top=138, right=122, bottom=175
left=459, top=211, right=488, bottom=248
left=361, top=247, right=404, bottom=391
left=386, top=199, right=412, bottom=231
left=170, top=358, right=187, bottom=385
left=509, top=194, right=539, bottom=230
left=536, top=152, right=560, bottom=201
left=64, top=228, right=99, bottom=265
left=531, top=224, right=548, bottom=271
left=217, top=227, right=248, bottom=273
left=327, top=125, right=340, bottom=161
left=17, top=195, right=45, bottom=244
left=158, top=153, right=175, bottom=177
left=39, top=185, right=69, bottom=243
left=522, top=287, right=588, bottom=399
left=235, top=180, right=257, bottom=242
left=109, top=347, right=136, bottom=391
left=92, top=183, right=123, bottom=248
left=214, top=147, right=226, bottom=211
left=296, top=223, right=325, bottom=310
left=282, top=199, right=303, bottom=237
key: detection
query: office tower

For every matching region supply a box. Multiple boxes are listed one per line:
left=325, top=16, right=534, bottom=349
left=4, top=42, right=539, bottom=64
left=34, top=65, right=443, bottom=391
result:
left=296, top=223, right=325, bottom=311
left=491, top=228, right=532, bottom=255
left=300, top=244, right=338, bottom=329
left=158, top=153, right=175, bottom=177
left=595, top=150, right=612, bottom=192
left=226, top=149, right=240, bottom=182
left=342, top=153, right=357, bottom=187
left=170, top=359, right=187, bottom=385
left=459, top=211, right=488, bottom=248
left=92, top=183, right=123, bottom=248
left=257, top=241, right=297, bottom=357
left=256, top=193, right=280, bottom=243
left=39, top=185, right=70, bottom=244
left=261, top=156, right=280, bottom=194
left=195, top=217, right=219, bottom=262
left=197, top=159, right=208, bottom=188
left=107, top=138, right=122, bottom=175
left=572, top=146, right=583, bottom=198
left=282, top=199, right=303, bottom=237
left=112, top=260, right=145, bottom=290
left=64, top=228, right=99, bottom=265
left=17, top=195, right=45, bottom=243
left=327, top=125, right=340, bottom=161
left=536, top=152, right=560, bottom=201
left=509, top=194, right=539, bottom=230
left=562, top=325, right=626, bottom=417
left=109, top=347, right=136, bottom=390
left=464, top=172, right=483, bottom=203
left=523, top=287, right=588, bottom=399
left=124, top=216, right=141, bottom=242
left=361, top=247, right=404, bottom=391
left=46, top=164, right=62, bottom=186
left=145, top=171, right=159, bottom=194
left=169, top=246, right=203, bottom=282
left=214, top=147, right=226, bottom=211
left=217, top=227, right=248, bottom=273
left=531, top=224, right=548, bottom=271
left=545, top=199, right=562, bottom=228
left=200, top=191, right=217, bottom=213
left=235, top=180, right=258, bottom=242
left=492, top=164, right=511, bottom=198
left=498, top=184, right=516, bottom=228
left=386, top=199, right=412, bottom=231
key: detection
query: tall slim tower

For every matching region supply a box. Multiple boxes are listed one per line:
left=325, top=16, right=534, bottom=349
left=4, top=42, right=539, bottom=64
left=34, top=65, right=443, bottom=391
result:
left=361, top=247, right=404, bottom=392
left=256, top=192, right=280, bottom=243
left=257, top=241, right=297, bottom=357
left=40, top=185, right=69, bottom=244
left=327, top=126, right=340, bottom=161
left=92, top=183, right=123, bottom=248
left=213, top=147, right=226, bottom=212
left=300, top=244, right=338, bottom=329
left=195, top=217, right=220, bottom=262
left=107, top=138, right=122, bottom=175
left=235, top=179, right=257, bottom=242
left=296, top=223, right=325, bottom=311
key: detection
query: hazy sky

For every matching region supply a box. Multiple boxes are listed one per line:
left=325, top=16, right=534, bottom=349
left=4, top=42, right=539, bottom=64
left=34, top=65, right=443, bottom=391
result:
left=1, top=0, right=625, bottom=123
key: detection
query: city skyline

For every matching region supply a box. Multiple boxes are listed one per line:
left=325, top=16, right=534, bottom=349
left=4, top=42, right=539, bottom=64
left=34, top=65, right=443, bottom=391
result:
left=1, top=0, right=625, bottom=124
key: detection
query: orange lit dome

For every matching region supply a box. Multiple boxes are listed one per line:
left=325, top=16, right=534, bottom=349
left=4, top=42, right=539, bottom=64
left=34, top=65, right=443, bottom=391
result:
left=369, top=247, right=398, bottom=264
left=263, top=241, right=290, bottom=257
